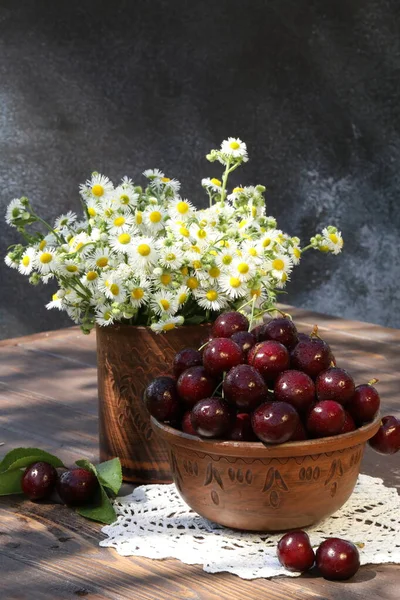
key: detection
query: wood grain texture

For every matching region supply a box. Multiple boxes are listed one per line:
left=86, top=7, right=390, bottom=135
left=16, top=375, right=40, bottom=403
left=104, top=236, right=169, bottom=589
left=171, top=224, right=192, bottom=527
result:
left=0, top=308, right=399, bottom=599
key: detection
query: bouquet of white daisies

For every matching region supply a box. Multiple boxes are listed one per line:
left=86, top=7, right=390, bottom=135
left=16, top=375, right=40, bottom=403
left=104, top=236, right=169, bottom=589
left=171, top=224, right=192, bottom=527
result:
left=4, top=138, right=343, bottom=334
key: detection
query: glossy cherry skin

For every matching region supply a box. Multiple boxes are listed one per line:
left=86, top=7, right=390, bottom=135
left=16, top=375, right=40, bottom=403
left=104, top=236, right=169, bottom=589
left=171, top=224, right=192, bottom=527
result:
left=181, top=410, right=198, bottom=436
left=252, top=401, right=300, bottom=444
left=202, top=338, right=244, bottom=377
left=316, top=538, right=360, bottom=580
left=247, top=341, right=290, bottom=382
left=368, top=416, right=400, bottom=454
left=223, top=364, right=268, bottom=412
left=57, top=468, right=98, bottom=506
left=144, top=376, right=181, bottom=422
left=340, top=410, right=356, bottom=434
left=177, top=366, right=216, bottom=408
left=277, top=531, right=315, bottom=572
left=191, top=397, right=235, bottom=438
left=316, top=368, right=355, bottom=405
left=264, top=318, right=299, bottom=350
left=231, top=331, right=256, bottom=355
left=290, top=338, right=334, bottom=379
left=274, top=370, right=315, bottom=413
left=251, top=324, right=268, bottom=343
left=211, top=311, right=249, bottom=338
left=289, top=420, right=308, bottom=441
left=21, top=462, right=58, bottom=501
left=229, top=413, right=258, bottom=441
left=306, top=400, right=345, bottom=438
left=348, top=383, right=380, bottom=424
left=173, top=348, right=202, bottom=378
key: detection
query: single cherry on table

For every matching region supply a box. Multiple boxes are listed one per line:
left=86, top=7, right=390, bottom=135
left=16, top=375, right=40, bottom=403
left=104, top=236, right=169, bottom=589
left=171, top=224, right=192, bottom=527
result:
left=368, top=415, right=400, bottom=454
left=277, top=530, right=315, bottom=572
left=316, top=538, right=360, bottom=580
left=21, top=461, right=58, bottom=501
left=57, top=468, right=98, bottom=506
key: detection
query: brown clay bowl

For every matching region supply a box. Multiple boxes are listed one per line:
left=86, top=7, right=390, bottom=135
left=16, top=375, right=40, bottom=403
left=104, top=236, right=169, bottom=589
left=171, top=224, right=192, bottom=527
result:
left=151, top=415, right=381, bottom=531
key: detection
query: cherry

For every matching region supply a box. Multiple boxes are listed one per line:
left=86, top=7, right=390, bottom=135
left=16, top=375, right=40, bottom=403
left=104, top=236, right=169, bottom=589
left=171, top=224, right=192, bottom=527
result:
left=144, top=376, right=181, bottom=422
left=289, top=420, right=308, bottom=441
left=316, top=367, right=355, bottom=405
left=290, top=336, right=334, bottom=379
left=181, top=410, right=197, bottom=436
left=231, top=330, right=256, bottom=355
left=368, top=416, right=400, bottom=454
left=177, top=366, right=216, bottom=407
left=252, top=401, right=300, bottom=444
left=348, top=381, right=380, bottom=424
left=247, top=341, right=290, bottom=381
left=21, top=462, right=58, bottom=501
left=191, top=397, right=235, bottom=438
left=211, top=311, right=249, bottom=338
left=277, top=531, right=315, bottom=572
left=274, top=370, right=315, bottom=413
left=229, top=413, right=258, bottom=441
left=306, top=400, right=345, bottom=438
left=202, top=338, right=244, bottom=377
left=251, top=323, right=268, bottom=343
left=340, top=410, right=356, bottom=434
left=173, top=348, right=202, bottom=378
left=316, top=538, right=360, bottom=580
left=57, top=468, right=98, bottom=506
left=264, top=317, right=299, bottom=350
left=223, top=364, right=268, bottom=412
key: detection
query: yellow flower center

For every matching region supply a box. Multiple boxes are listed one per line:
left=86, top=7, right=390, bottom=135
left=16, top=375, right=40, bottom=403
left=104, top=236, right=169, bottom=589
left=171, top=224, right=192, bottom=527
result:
left=40, top=252, right=53, bottom=264
left=118, top=233, right=131, bottom=245
left=138, top=243, right=151, bottom=256
left=192, top=260, right=202, bottom=270
left=104, top=208, right=113, bottom=218
left=272, top=258, right=285, bottom=271
left=162, top=322, right=176, bottom=331
left=180, top=266, right=188, bottom=276
left=165, top=253, right=176, bottom=262
left=131, top=288, right=144, bottom=300
left=110, top=283, right=120, bottom=296
left=178, top=292, right=188, bottom=304
left=239, top=220, right=247, bottom=229
left=329, top=233, right=339, bottom=244
left=120, top=194, right=130, bottom=204
left=233, top=187, right=243, bottom=193
left=251, top=207, right=257, bottom=217
left=229, top=277, right=241, bottom=288
left=66, top=265, right=78, bottom=273
left=262, top=238, right=271, bottom=248
left=114, top=216, right=126, bottom=227
left=149, top=211, right=162, bottom=223
left=251, top=288, right=261, bottom=297
left=39, top=240, right=47, bottom=251
left=210, top=178, right=221, bottom=187
left=222, top=255, right=232, bottom=265
left=135, top=211, right=143, bottom=225
left=160, top=299, right=170, bottom=310
left=104, top=311, right=112, bottom=320
left=209, top=250, right=217, bottom=256
left=293, top=247, right=301, bottom=259
left=96, top=257, right=108, bottom=267
left=187, top=277, right=199, bottom=290
left=52, top=293, right=58, bottom=301
left=249, top=248, right=257, bottom=257
left=208, top=267, right=220, bottom=278
left=88, top=207, right=96, bottom=217
left=22, top=256, right=30, bottom=266
left=281, top=273, right=288, bottom=282
left=197, top=229, right=207, bottom=239
left=177, top=201, right=189, bottom=214
left=319, top=245, right=330, bottom=253
left=92, top=184, right=104, bottom=197
left=87, top=271, right=98, bottom=281
left=160, top=273, right=172, bottom=285
left=276, top=234, right=284, bottom=243
left=229, top=141, right=240, bottom=150
left=179, top=226, right=189, bottom=237
left=192, top=245, right=201, bottom=254
left=206, top=290, right=218, bottom=301
left=237, top=262, right=249, bottom=274
left=161, top=177, right=171, bottom=182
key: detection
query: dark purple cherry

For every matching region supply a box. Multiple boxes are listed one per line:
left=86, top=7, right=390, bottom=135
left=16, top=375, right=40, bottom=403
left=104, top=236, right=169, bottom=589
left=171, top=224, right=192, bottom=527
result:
left=223, top=364, right=268, bottom=412
left=144, top=376, right=181, bottom=422
left=247, top=341, right=290, bottom=381
left=191, top=397, right=235, bottom=438
left=316, top=538, right=360, bottom=580
left=231, top=330, right=256, bottom=355
left=316, top=367, right=355, bottom=405
left=57, top=468, right=98, bottom=506
left=306, top=400, right=345, bottom=438
left=252, top=401, right=300, bottom=444
left=264, top=318, right=299, bottom=350
left=274, top=370, right=315, bottom=413
left=173, top=348, right=202, bottom=378
left=202, top=338, right=244, bottom=377
left=229, top=413, right=258, bottom=441
left=277, top=530, right=315, bottom=572
left=177, top=366, right=216, bottom=408
left=251, top=323, right=268, bottom=343
left=289, top=420, right=308, bottom=441
left=211, top=311, right=249, bottom=338
left=368, top=415, right=400, bottom=454
left=21, top=461, right=58, bottom=501
left=181, top=410, right=198, bottom=436
left=340, top=410, right=356, bottom=434
left=348, top=380, right=380, bottom=424
left=290, top=334, right=334, bottom=379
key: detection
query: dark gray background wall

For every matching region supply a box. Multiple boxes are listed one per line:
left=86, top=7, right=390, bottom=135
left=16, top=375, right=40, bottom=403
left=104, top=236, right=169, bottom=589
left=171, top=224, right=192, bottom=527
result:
left=1, top=0, right=399, bottom=339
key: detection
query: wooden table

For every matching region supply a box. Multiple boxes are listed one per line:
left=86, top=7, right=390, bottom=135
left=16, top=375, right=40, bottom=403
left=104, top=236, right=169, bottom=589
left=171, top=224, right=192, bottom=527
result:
left=0, top=306, right=399, bottom=599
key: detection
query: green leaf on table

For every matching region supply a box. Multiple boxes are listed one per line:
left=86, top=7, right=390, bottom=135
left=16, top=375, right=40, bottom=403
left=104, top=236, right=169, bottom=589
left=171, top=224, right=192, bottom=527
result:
left=76, top=483, right=117, bottom=525
left=0, top=469, right=23, bottom=496
left=0, top=447, right=65, bottom=473
left=95, top=458, right=122, bottom=496
left=75, top=458, right=120, bottom=524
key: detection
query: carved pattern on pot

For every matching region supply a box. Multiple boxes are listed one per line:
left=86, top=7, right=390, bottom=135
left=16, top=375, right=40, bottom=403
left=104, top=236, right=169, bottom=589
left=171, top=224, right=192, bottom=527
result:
left=325, top=458, right=344, bottom=497
left=262, top=467, right=289, bottom=509
left=299, top=466, right=320, bottom=482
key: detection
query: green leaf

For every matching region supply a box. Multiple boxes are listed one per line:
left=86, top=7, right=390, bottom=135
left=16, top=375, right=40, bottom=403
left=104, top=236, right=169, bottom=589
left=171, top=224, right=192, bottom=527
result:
left=95, top=458, right=122, bottom=496
left=184, top=314, right=207, bottom=325
left=75, top=459, right=118, bottom=524
left=0, top=469, right=23, bottom=496
left=0, top=448, right=65, bottom=473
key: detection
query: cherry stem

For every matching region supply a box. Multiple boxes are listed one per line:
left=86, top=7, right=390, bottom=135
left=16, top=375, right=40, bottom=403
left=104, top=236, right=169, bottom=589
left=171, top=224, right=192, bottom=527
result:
left=212, top=380, right=224, bottom=397
left=248, top=295, right=257, bottom=332
left=368, top=378, right=379, bottom=386
left=310, top=324, right=322, bottom=340
left=197, top=340, right=210, bottom=352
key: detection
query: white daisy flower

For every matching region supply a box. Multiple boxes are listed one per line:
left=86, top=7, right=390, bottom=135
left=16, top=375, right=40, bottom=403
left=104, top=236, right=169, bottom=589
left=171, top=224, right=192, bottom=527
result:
left=86, top=247, right=115, bottom=270
left=107, top=213, right=135, bottom=235
left=265, top=253, right=293, bottom=279
left=143, top=168, right=164, bottom=183
left=150, top=315, right=184, bottom=333
left=219, top=274, right=248, bottom=299
left=54, top=211, right=77, bottom=231
left=109, top=231, right=135, bottom=253
left=168, top=198, right=194, bottom=221
left=60, top=259, right=81, bottom=277
left=241, top=239, right=263, bottom=262
left=195, top=287, right=229, bottom=311
left=289, top=244, right=302, bottom=265
left=4, top=254, right=19, bottom=269
left=46, top=291, right=64, bottom=311
left=258, top=229, right=283, bottom=252
left=220, top=137, right=248, bottom=162
left=80, top=173, right=114, bottom=199
left=98, top=274, right=127, bottom=303
left=205, top=265, right=222, bottom=282
left=168, top=220, right=191, bottom=240
left=152, top=269, right=174, bottom=288
left=95, top=304, right=115, bottom=326
left=176, top=285, right=190, bottom=306
left=215, top=244, right=239, bottom=269
left=68, top=232, right=91, bottom=253
left=228, top=258, right=256, bottom=282
left=36, top=248, right=58, bottom=274
left=80, top=270, right=100, bottom=289
left=142, top=207, right=166, bottom=233
left=201, top=178, right=223, bottom=193
left=156, top=177, right=181, bottom=194
left=189, top=223, right=216, bottom=248
left=227, top=186, right=245, bottom=201
left=86, top=197, right=100, bottom=219
left=150, top=290, right=178, bottom=316
left=5, top=198, right=26, bottom=226
left=18, top=247, right=36, bottom=275
left=321, top=227, right=344, bottom=255
left=158, top=245, right=184, bottom=270
left=113, top=185, right=139, bottom=210
left=126, top=278, right=150, bottom=308
left=129, top=236, right=159, bottom=270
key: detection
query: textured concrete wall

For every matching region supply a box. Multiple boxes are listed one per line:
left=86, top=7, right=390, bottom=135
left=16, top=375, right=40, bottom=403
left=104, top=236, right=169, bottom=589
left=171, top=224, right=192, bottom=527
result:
left=1, top=0, right=400, bottom=339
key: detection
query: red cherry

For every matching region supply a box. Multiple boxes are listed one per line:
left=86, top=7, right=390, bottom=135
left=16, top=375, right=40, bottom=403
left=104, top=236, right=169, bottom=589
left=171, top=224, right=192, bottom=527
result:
left=173, top=348, right=202, bottom=378
left=57, top=468, right=98, bottom=506
left=264, top=317, right=299, bottom=350
left=223, top=364, right=268, bottom=412
left=368, top=415, right=400, bottom=454
left=316, top=538, right=360, bottom=580
left=247, top=341, right=290, bottom=381
left=202, top=338, right=244, bottom=377
left=211, top=311, right=249, bottom=338
left=348, top=382, right=380, bottom=424
left=21, top=462, right=58, bottom=501
left=251, top=323, right=268, bottom=343
left=277, top=530, right=315, bottom=572
left=191, top=397, right=235, bottom=438
left=229, top=413, right=258, bottom=441
left=177, top=366, right=216, bottom=408
left=316, top=368, right=355, bottom=405
left=230, top=330, right=256, bottom=355
left=340, top=410, right=357, bottom=433
left=290, top=336, right=334, bottom=379
left=144, top=376, right=181, bottom=422
left=274, top=370, right=315, bottom=413
left=306, top=400, right=345, bottom=438
left=289, top=420, right=308, bottom=441
left=181, top=410, right=198, bottom=436
left=252, top=401, right=300, bottom=444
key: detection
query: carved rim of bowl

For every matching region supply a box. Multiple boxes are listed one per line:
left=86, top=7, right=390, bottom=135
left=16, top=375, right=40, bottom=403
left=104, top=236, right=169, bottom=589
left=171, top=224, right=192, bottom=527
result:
left=151, top=414, right=381, bottom=458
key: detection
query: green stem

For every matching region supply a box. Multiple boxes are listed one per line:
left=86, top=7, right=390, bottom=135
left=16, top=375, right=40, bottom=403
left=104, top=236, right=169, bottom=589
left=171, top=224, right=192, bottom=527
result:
left=219, top=158, right=232, bottom=205
left=300, top=244, right=313, bottom=252
left=28, top=206, right=64, bottom=245
left=248, top=294, right=257, bottom=331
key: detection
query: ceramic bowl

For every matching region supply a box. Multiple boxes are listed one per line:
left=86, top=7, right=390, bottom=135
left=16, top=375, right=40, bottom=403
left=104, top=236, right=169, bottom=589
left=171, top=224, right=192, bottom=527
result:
left=151, top=415, right=380, bottom=531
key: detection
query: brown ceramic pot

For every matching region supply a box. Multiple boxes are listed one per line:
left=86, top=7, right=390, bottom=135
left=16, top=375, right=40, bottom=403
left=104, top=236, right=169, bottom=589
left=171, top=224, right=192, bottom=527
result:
left=96, top=323, right=210, bottom=483
left=151, top=415, right=381, bottom=531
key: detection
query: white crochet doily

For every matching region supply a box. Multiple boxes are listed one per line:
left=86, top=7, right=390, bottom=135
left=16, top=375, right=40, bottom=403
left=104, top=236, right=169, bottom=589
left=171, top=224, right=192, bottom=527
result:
left=100, top=474, right=400, bottom=579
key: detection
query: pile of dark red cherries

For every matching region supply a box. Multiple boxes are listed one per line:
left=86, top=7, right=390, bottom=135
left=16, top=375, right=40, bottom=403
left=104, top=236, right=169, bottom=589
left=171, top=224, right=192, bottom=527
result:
left=145, top=311, right=400, bottom=453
